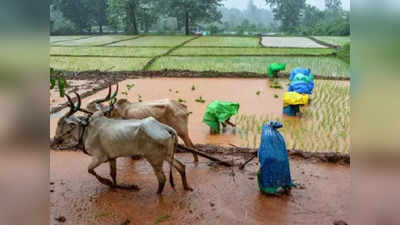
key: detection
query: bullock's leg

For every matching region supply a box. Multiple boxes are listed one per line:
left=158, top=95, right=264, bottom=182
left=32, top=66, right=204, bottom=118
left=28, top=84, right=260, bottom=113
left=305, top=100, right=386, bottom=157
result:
left=149, top=162, right=166, bottom=194
left=109, top=159, right=117, bottom=185
left=172, top=158, right=193, bottom=191
left=109, top=158, right=140, bottom=190
left=181, top=134, right=199, bottom=162
left=88, top=157, right=114, bottom=187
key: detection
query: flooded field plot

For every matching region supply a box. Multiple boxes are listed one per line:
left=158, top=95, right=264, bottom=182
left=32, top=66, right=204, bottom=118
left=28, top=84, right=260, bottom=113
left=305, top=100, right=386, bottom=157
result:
left=50, top=77, right=350, bottom=153
left=50, top=56, right=151, bottom=71
left=261, top=37, right=327, bottom=48
left=150, top=56, right=349, bottom=77
left=50, top=46, right=170, bottom=57
left=171, top=47, right=336, bottom=56
left=313, top=36, right=350, bottom=47
left=109, top=35, right=194, bottom=47
left=50, top=36, right=90, bottom=43
left=52, top=35, right=136, bottom=46
left=184, top=36, right=260, bottom=47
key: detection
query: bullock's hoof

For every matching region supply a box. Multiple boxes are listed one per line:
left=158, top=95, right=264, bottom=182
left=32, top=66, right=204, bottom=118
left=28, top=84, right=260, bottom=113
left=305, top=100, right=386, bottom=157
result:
left=184, top=186, right=194, bottom=192
left=114, top=184, right=140, bottom=191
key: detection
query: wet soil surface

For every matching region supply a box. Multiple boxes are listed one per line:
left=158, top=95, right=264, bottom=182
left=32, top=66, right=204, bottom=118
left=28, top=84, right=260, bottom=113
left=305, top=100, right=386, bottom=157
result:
left=50, top=77, right=286, bottom=147
left=50, top=151, right=350, bottom=225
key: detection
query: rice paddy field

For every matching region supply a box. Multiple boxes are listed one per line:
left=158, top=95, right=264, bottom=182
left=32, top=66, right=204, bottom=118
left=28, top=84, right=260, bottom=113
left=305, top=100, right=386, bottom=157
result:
left=50, top=35, right=350, bottom=77
left=50, top=35, right=350, bottom=153
left=235, top=80, right=350, bottom=153
left=313, top=36, right=351, bottom=47
left=261, top=37, right=328, bottom=48
left=150, top=56, right=349, bottom=77
left=52, top=35, right=137, bottom=46
left=50, top=56, right=151, bottom=71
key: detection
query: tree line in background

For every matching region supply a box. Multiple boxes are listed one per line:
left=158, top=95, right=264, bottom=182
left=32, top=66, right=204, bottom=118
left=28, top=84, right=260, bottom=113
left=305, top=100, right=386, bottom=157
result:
left=50, top=0, right=349, bottom=36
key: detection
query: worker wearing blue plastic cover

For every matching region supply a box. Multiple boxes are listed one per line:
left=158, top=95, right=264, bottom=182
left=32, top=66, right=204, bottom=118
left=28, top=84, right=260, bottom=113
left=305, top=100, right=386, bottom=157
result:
left=257, top=121, right=296, bottom=195
left=289, top=67, right=312, bottom=80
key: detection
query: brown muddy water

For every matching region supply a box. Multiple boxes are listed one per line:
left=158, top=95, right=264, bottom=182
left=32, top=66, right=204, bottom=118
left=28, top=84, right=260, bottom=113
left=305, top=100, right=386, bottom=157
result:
left=50, top=151, right=350, bottom=225
left=50, top=77, right=286, bottom=147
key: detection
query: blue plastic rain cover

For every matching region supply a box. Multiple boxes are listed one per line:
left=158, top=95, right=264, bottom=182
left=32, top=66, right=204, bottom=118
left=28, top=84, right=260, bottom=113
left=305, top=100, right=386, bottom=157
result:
left=288, top=80, right=314, bottom=94
left=257, top=121, right=294, bottom=194
left=283, top=105, right=300, bottom=116
left=289, top=67, right=311, bottom=80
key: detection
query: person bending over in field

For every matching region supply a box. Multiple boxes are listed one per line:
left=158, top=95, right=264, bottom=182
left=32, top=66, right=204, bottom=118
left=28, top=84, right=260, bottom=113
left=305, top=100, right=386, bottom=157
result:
left=202, top=100, right=240, bottom=134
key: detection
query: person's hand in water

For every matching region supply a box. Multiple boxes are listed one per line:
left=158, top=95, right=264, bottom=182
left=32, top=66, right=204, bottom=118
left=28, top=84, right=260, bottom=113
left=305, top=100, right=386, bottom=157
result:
left=225, top=118, right=236, bottom=127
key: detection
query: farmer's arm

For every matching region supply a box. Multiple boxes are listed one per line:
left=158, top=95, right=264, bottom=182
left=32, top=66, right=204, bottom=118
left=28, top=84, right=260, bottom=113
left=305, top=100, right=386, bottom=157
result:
left=225, top=118, right=236, bottom=127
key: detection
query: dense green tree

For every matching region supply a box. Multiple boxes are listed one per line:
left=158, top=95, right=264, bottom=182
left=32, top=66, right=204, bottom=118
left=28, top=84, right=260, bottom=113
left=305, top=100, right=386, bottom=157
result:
left=265, top=0, right=306, bottom=33
left=52, top=0, right=92, bottom=33
left=325, top=0, right=342, bottom=14
left=108, top=0, right=159, bottom=34
left=157, top=0, right=223, bottom=35
left=89, top=0, right=108, bottom=34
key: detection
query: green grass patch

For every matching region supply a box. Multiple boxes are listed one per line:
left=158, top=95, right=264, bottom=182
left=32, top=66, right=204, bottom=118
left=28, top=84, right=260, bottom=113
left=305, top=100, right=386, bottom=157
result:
left=184, top=36, right=260, bottom=47
left=337, top=42, right=350, bottom=64
left=110, top=35, right=194, bottom=47
left=50, top=36, right=89, bottom=43
left=50, top=47, right=170, bottom=57
left=50, top=56, right=150, bottom=71
left=52, top=35, right=136, bottom=46
left=171, top=47, right=335, bottom=56
left=313, top=36, right=350, bottom=46
left=150, top=56, right=349, bottom=77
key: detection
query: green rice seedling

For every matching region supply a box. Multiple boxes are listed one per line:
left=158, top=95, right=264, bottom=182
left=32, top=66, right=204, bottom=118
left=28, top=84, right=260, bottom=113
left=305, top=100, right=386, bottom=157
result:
left=121, top=91, right=128, bottom=96
left=274, top=94, right=279, bottom=98
left=177, top=98, right=186, bottom=103
left=175, top=90, right=179, bottom=93
left=169, top=89, right=172, bottom=92
left=269, top=80, right=283, bottom=89
left=256, top=91, right=261, bottom=95
left=191, top=85, right=195, bottom=91
left=126, top=84, right=135, bottom=90
left=195, top=96, right=206, bottom=103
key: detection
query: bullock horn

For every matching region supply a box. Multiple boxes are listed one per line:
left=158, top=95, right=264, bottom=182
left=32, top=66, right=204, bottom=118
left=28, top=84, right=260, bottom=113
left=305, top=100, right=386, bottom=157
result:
left=73, top=92, right=81, bottom=111
left=110, top=83, right=119, bottom=100
left=94, top=85, right=112, bottom=104
left=65, top=93, right=76, bottom=117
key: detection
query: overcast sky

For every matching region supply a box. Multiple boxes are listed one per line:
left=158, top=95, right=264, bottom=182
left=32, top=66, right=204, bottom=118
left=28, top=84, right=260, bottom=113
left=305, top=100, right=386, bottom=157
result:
left=222, top=0, right=350, bottom=11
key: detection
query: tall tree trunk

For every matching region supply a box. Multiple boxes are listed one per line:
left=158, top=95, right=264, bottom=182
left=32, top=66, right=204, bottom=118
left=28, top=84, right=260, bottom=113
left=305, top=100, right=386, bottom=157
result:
left=99, top=24, right=103, bottom=34
left=185, top=11, right=189, bottom=35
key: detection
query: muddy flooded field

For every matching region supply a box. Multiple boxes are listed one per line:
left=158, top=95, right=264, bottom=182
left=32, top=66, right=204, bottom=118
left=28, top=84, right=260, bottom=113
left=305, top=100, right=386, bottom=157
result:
left=50, top=77, right=286, bottom=147
left=50, top=151, right=350, bottom=225
left=50, top=77, right=350, bottom=153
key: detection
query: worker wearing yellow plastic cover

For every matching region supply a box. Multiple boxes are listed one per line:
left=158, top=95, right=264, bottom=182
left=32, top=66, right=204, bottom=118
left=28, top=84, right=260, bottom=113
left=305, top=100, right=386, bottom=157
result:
left=283, top=92, right=309, bottom=107
left=202, top=100, right=240, bottom=134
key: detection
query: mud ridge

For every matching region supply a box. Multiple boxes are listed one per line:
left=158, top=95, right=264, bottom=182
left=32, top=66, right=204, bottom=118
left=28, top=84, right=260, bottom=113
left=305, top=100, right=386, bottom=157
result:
left=307, top=36, right=340, bottom=49
left=50, top=143, right=349, bottom=165
left=57, top=69, right=350, bottom=81
left=194, top=144, right=350, bottom=164
left=142, top=36, right=201, bottom=71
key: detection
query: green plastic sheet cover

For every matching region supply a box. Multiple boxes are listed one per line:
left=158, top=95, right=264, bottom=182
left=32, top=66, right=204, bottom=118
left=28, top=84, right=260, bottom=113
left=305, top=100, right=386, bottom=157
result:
left=267, top=63, right=286, bottom=78
left=202, top=100, right=240, bottom=133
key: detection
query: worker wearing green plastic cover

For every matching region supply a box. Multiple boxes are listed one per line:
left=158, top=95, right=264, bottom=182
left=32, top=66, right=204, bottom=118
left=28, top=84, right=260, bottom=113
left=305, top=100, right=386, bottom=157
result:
left=202, top=100, right=240, bottom=134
